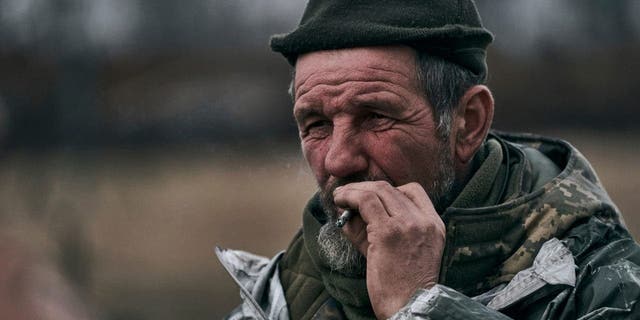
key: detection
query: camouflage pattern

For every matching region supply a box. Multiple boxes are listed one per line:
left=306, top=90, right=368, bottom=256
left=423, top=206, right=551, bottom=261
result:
left=439, top=131, right=624, bottom=296
left=391, top=238, right=577, bottom=319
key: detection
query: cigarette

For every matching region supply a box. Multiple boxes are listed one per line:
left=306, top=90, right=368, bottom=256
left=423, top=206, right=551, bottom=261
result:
left=335, top=209, right=354, bottom=228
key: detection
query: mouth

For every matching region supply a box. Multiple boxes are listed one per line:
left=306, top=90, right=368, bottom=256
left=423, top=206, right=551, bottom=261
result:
left=318, top=174, right=394, bottom=220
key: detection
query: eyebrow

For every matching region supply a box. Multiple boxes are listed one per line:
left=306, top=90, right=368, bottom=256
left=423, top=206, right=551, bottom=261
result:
left=293, top=90, right=408, bottom=123
left=293, top=106, right=322, bottom=123
left=352, top=91, right=407, bottom=115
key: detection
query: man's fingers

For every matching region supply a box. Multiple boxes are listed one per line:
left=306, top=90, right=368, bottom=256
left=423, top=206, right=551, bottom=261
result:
left=333, top=187, right=391, bottom=224
left=334, top=181, right=413, bottom=218
left=396, top=182, right=435, bottom=212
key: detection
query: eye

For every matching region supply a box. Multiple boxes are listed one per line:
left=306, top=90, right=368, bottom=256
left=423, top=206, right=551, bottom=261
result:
left=363, top=112, right=394, bottom=131
left=307, top=120, right=329, bottom=130
left=301, top=119, right=332, bottom=139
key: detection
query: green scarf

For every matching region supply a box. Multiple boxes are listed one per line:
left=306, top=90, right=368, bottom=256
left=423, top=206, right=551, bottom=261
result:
left=452, top=138, right=507, bottom=209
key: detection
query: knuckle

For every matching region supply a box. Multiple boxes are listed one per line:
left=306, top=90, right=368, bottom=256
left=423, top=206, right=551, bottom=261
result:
left=415, top=222, right=429, bottom=234
left=405, top=220, right=427, bottom=235
left=372, top=180, right=391, bottom=190
left=406, top=216, right=444, bottom=236
left=406, top=181, right=421, bottom=189
left=406, top=182, right=426, bottom=194
left=361, top=191, right=379, bottom=203
left=359, top=201, right=377, bottom=216
left=384, top=223, right=402, bottom=238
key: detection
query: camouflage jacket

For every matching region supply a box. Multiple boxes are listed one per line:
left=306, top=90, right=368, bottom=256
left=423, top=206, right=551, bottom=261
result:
left=218, top=133, right=640, bottom=319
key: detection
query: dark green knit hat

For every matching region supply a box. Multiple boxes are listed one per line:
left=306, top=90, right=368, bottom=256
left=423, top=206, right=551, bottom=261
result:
left=270, top=0, right=494, bottom=78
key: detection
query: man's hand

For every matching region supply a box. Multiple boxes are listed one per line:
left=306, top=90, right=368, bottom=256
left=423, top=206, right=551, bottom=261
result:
left=333, top=181, right=446, bottom=319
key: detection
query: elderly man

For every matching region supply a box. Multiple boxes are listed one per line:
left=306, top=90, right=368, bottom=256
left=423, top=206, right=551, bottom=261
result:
left=217, top=1, right=640, bottom=319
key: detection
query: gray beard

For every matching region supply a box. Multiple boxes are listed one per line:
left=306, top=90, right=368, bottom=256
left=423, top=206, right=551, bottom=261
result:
left=316, top=146, right=456, bottom=276
left=317, top=215, right=367, bottom=276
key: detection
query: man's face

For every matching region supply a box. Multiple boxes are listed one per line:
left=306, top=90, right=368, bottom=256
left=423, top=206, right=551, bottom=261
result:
left=293, top=46, right=456, bottom=217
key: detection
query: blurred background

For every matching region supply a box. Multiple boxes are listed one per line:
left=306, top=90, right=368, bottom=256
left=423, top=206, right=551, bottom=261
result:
left=0, top=0, right=638, bottom=319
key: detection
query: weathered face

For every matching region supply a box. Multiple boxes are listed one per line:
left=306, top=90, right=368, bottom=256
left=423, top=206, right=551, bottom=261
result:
left=294, top=46, right=455, bottom=216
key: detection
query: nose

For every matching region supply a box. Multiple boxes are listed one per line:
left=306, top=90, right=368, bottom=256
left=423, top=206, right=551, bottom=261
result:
left=324, top=126, right=368, bottom=178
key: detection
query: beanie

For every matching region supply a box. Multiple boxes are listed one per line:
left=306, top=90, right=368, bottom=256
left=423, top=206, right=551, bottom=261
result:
left=270, top=0, right=493, bottom=79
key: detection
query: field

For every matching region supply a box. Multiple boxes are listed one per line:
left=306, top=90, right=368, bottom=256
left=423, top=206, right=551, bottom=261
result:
left=0, top=131, right=637, bottom=319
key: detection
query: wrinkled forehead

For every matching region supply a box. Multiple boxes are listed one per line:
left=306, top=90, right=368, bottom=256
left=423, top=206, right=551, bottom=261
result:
left=293, top=46, right=419, bottom=97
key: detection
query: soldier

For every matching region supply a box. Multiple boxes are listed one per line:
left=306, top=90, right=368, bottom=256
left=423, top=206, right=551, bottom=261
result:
left=218, top=1, right=640, bottom=319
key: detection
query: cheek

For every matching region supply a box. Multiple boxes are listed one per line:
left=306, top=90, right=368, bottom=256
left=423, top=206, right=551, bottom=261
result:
left=363, top=132, right=435, bottom=184
left=302, top=140, right=329, bottom=182
left=362, top=134, right=408, bottom=178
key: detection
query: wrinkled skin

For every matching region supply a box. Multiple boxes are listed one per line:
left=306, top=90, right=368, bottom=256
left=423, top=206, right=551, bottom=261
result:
left=294, top=46, right=451, bottom=318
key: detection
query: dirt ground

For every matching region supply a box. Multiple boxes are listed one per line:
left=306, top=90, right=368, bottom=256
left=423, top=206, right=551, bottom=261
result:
left=0, top=131, right=637, bottom=319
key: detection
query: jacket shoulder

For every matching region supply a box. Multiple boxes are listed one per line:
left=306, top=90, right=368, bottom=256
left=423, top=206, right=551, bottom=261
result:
left=216, top=247, right=288, bottom=319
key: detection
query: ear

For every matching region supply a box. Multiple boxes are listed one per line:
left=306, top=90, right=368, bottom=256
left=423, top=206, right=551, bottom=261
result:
left=452, top=85, right=494, bottom=164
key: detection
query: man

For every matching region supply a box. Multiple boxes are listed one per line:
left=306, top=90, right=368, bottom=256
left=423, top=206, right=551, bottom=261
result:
left=217, top=1, right=640, bottom=319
